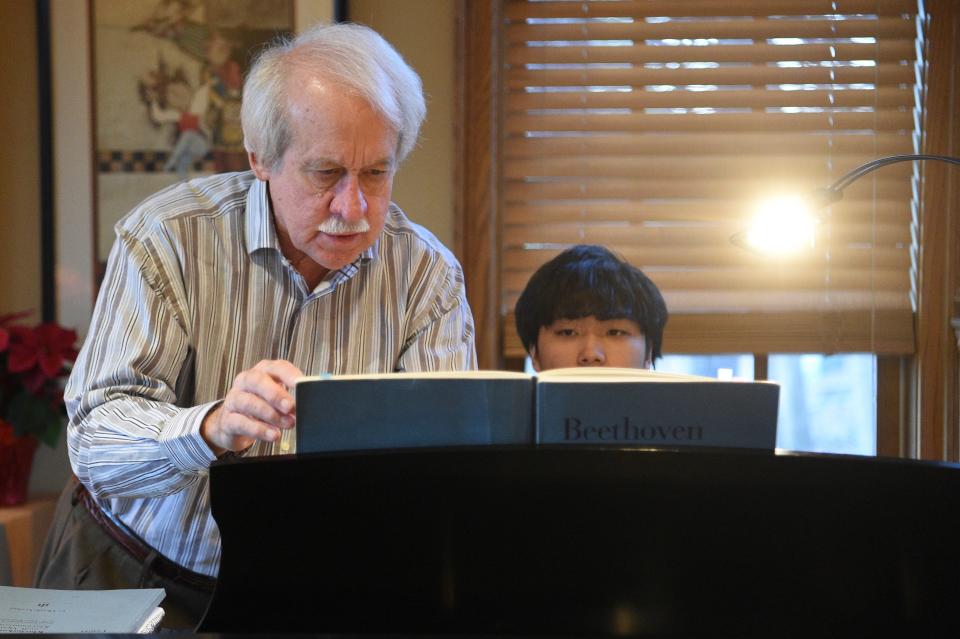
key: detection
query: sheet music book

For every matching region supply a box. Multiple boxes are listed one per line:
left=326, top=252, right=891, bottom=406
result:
left=296, top=367, right=779, bottom=453
left=0, top=586, right=165, bottom=634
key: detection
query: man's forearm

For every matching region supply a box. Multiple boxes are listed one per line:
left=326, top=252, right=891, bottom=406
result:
left=68, top=395, right=218, bottom=499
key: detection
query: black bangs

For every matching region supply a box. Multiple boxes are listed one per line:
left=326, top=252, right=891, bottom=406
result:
left=513, top=244, right=668, bottom=362
left=548, top=274, right=639, bottom=326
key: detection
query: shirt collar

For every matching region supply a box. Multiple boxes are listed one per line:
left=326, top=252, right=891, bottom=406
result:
left=245, top=176, right=280, bottom=255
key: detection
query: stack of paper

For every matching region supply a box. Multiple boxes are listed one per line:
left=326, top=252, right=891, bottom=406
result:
left=0, top=586, right=165, bottom=633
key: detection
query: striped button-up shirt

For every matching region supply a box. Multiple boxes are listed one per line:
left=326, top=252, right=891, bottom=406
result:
left=65, top=171, right=477, bottom=576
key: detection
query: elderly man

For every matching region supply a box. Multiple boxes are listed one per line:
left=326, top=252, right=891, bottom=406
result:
left=35, top=23, right=475, bottom=628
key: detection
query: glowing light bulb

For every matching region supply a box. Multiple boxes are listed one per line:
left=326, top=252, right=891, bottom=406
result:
left=742, top=195, right=819, bottom=255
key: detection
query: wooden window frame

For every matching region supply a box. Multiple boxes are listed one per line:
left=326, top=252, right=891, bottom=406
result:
left=456, top=0, right=960, bottom=460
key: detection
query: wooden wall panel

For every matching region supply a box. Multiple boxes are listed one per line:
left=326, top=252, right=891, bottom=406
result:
left=916, top=0, right=960, bottom=461
left=456, top=1, right=501, bottom=369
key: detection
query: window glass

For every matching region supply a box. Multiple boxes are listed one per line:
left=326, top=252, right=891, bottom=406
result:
left=656, top=354, right=754, bottom=380
left=768, top=354, right=875, bottom=455
left=529, top=354, right=756, bottom=379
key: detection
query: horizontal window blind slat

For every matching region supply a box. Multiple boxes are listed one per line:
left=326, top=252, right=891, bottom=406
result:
left=506, top=41, right=915, bottom=65
left=506, top=87, right=913, bottom=111
left=504, top=132, right=914, bottom=156
left=660, top=309, right=915, bottom=354
left=503, top=226, right=912, bottom=250
left=504, top=109, right=914, bottom=135
left=504, top=177, right=912, bottom=201
left=506, top=110, right=914, bottom=134
left=504, top=200, right=910, bottom=226
left=503, top=154, right=914, bottom=180
left=506, top=17, right=915, bottom=44
left=503, top=267, right=909, bottom=295
left=661, top=290, right=910, bottom=313
left=502, top=289, right=910, bottom=315
left=501, top=223, right=909, bottom=249
left=503, top=246, right=911, bottom=270
left=507, top=64, right=914, bottom=89
left=503, top=309, right=914, bottom=356
left=505, top=0, right=917, bottom=20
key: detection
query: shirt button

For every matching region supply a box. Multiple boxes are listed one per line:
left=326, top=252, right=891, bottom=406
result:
left=316, top=281, right=332, bottom=293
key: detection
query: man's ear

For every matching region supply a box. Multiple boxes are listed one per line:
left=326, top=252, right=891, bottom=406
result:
left=248, top=151, right=271, bottom=181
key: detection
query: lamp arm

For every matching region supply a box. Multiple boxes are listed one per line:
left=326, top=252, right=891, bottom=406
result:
left=821, top=154, right=960, bottom=202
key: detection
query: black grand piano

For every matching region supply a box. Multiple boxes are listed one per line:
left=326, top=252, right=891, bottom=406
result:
left=199, top=447, right=960, bottom=636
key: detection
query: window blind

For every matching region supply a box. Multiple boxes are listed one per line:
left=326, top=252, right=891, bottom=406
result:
left=500, top=0, right=921, bottom=357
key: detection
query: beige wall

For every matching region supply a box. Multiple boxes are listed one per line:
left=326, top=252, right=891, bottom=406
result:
left=347, top=0, right=457, bottom=251
left=0, top=0, right=42, bottom=318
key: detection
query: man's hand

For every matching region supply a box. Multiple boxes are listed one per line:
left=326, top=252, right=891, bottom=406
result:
left=201, top=359, right=303, bottom=455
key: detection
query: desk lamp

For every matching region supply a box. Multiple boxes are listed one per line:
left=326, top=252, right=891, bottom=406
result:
left=731, top=154, right=960, bottom=254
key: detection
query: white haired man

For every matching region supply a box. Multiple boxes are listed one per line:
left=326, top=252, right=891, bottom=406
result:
left=35, top=23, right=476, bottom=628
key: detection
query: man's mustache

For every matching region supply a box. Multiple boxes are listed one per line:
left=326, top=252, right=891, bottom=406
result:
left=318, top=217, right=371, bottom=234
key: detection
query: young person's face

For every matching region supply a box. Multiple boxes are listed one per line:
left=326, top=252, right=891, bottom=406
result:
left=531, top=316, right=651, bottom=371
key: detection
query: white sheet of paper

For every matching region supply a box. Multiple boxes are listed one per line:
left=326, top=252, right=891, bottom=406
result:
left=0, top=586, right=165, bottom=634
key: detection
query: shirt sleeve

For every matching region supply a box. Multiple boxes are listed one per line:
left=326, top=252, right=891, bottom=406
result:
left=396, top=256, right=479, bottom=373
left=66, top=228, right=217, bottom=500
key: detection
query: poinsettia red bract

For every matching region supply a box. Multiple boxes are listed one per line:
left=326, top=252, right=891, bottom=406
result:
left=0, top=312, right=78, bottom=447
left=7, top=323, right=78, bottom=379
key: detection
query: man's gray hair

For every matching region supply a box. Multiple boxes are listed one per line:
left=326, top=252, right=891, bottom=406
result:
left=241, top=22, right=426, bottom=170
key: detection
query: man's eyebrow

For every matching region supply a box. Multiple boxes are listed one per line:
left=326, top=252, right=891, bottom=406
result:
left=302, top=157, right=396, bottom=170
left=369, top=157, right=397, bottom=169
left=301, top=158, right=341, bottom=171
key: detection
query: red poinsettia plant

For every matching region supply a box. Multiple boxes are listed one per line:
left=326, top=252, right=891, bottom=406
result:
left=0, top=311, right=79, bottom=448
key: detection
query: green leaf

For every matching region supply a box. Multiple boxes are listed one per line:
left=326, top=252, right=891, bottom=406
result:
left=35, top=416, right=63, bottom=448
left=6, top=392, right=63, bottom=447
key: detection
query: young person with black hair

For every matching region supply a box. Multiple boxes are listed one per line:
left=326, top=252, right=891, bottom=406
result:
left=514, top=244, right=668, bottom=371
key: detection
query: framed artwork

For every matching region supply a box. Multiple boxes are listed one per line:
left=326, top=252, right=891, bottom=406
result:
left=93, top=0, right=293, bottom=276
left=47, top=0, right=336, bottom=335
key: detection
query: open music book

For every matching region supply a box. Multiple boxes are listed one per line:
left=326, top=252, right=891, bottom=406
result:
left=295, top=367, right=779, bottom=453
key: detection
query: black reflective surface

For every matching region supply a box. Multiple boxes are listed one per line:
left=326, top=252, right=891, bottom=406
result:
left=203, top=448, right=960, bottom=636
